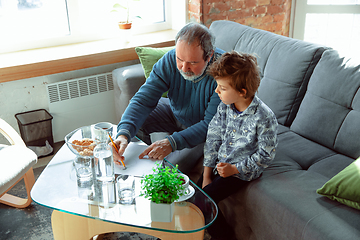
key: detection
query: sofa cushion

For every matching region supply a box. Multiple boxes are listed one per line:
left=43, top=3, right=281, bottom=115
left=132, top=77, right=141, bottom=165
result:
left=242, top=170, right=342, bottom=240
left=301, top=205, right=360, bottom=240
left=135, top=46, right=175, bottom=79
left=209, top=20, right=327, bottom=127
left=135, top=46, right=175, bottom=98
left=291, top=50, right=360, bottom=158
left=273, top=130, right=336, bottom=171
left=317, top=157, right=360, bottom=210
left=308, top=154, right=354, bottom=179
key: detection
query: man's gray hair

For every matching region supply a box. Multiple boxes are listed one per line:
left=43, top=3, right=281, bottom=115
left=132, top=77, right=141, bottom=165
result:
left=175, top=22, right=215, bottom=61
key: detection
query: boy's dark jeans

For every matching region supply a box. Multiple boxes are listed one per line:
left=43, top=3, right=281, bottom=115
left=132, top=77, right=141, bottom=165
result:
left=197, top=172, right=247, bottom=239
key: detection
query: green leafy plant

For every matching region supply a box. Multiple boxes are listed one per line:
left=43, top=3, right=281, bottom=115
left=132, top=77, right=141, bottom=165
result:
left=111, top=0, right=141, bottom=24
left=140, top=162, right=185, bottom=204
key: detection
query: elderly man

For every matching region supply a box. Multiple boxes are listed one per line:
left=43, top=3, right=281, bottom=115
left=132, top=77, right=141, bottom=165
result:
left=113, top=22, right=224, bottom=173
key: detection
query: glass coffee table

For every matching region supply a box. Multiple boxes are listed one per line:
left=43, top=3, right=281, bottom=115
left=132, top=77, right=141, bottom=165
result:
left=30, top=140, right=217, bottom=240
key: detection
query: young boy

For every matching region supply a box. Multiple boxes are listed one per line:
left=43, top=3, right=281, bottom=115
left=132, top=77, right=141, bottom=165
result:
left=199, top=51, right=278, bottom=240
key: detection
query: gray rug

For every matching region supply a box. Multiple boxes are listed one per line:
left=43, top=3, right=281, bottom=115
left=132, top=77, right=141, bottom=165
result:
left=0, top=167, right=210, bottom=240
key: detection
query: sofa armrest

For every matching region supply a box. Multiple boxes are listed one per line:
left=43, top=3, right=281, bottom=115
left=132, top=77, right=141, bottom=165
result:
left=112, top=64, right=146, bottom=122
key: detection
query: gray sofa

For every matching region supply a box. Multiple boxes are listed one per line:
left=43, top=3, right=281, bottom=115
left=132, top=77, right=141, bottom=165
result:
left=113, top=20, right=360, bottom=240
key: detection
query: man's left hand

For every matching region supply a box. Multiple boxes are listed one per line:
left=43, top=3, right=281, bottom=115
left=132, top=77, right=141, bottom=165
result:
left=139, top=138, right=172, bottom=160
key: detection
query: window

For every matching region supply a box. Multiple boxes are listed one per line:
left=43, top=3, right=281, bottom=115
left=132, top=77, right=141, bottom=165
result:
left=292, top=0, right=360, bottom=58
left=0, top=0, right=171, bottom=54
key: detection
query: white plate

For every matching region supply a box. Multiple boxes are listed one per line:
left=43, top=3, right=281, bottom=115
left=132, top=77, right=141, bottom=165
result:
left=175, top=185, right=195, bottom=202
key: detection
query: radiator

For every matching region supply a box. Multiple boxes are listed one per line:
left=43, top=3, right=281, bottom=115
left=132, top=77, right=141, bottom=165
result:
left=47, top=72, right=118, bottom=143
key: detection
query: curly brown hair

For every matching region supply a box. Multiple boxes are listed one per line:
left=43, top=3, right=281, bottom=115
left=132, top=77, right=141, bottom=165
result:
left=208, top=51, right=260, bottom=98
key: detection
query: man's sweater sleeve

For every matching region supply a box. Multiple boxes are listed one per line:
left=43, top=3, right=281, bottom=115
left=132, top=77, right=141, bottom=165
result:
left=168, top=91, right=220, bottom=150
left=116, top=52, right=174, bottom=141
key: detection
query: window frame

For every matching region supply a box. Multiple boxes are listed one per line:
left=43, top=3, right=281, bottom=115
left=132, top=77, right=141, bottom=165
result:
left=291, top=0, right=360, bottom=40
left=0, top=0, right=175, bottom=54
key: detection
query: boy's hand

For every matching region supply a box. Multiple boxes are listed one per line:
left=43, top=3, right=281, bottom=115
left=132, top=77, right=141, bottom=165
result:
left=216, top=162, right=239, bottom=178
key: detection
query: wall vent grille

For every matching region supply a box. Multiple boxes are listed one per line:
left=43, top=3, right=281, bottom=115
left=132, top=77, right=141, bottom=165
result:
left=47, top=73, right=113, bottom=103
left=46, top=72, right=116, bottom=142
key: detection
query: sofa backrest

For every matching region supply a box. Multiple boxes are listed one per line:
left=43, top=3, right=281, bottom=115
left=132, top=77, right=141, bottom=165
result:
left=209, top=20, right=327, bottom=126
left=291, top=50, right=360, bottom=159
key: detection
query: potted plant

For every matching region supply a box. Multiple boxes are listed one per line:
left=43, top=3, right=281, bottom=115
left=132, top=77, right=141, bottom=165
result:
left=111, top=0, right=141, bottom=30
left=140, top=162, right=186, bottom=222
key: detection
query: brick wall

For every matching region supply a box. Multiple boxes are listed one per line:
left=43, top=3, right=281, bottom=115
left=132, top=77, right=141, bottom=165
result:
left=188, top=0, right=292, bottom=37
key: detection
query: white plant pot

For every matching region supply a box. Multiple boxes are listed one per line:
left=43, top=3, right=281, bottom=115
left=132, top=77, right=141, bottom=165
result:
left=150, top=201, right=175, bottom=222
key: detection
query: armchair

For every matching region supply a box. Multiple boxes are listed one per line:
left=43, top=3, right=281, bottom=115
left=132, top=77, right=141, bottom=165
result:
left=0, top=118, right=37, bottom=208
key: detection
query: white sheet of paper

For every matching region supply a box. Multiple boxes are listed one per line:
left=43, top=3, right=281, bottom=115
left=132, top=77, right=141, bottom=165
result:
left=114, top=141, right=161, bottom=177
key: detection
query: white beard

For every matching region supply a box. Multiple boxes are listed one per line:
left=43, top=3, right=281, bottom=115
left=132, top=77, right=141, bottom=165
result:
left=179, top=63, right=208, bottom=82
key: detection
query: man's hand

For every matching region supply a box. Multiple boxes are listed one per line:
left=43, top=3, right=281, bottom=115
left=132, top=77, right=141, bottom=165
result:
left=139, top=138, right=172, bottom=160
left=216, top=162, right=239, bottom=178
left=111, top=135, right=128, bottom=165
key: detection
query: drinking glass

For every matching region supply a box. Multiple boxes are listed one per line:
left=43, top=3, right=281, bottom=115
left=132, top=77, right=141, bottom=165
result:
left=74, top=156, right=93, bottom=181
left=93, top=122, right=114, bottom=143
left=117, top=175, right=135, bottom=204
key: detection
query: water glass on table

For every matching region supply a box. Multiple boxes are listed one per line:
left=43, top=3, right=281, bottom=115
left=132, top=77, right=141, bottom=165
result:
left=117, top=175, right=135, bottom=204
left=93, top=122, right=114, bottom=143
left=74, top=157, right=93, bottom=182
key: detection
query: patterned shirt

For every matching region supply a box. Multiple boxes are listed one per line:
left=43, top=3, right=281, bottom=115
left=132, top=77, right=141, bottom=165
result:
left=203, top=95, right=278, bottom=181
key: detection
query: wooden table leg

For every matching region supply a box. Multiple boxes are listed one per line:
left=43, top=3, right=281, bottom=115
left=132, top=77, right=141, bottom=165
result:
left=51, top=210, right=204, bottom=240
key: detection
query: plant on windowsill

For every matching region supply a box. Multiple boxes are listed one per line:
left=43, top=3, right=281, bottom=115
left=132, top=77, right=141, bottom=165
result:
left=111, top=0, right=141, bottom=30
left=140, top=162, right=186, bottom=222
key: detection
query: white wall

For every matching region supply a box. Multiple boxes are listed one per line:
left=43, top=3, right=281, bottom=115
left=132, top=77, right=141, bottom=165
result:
left=0, top=0, right=187, bottom=144
left=0, top=60, right=139, bottom=144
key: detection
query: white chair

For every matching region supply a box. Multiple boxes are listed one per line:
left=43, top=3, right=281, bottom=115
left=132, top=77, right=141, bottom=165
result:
left=0, top=118, right=37, bottom=208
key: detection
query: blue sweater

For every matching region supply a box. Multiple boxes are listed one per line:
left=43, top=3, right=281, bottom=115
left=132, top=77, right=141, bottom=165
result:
left=117, top=48, right=224, bottom=150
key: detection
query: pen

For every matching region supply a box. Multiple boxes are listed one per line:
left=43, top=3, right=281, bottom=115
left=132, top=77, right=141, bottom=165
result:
left=108, top=133, right=126, bottom=168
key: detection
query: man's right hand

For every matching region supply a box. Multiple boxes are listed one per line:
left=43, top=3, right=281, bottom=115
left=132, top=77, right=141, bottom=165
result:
left=112, top=135, right=128, bottom=165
